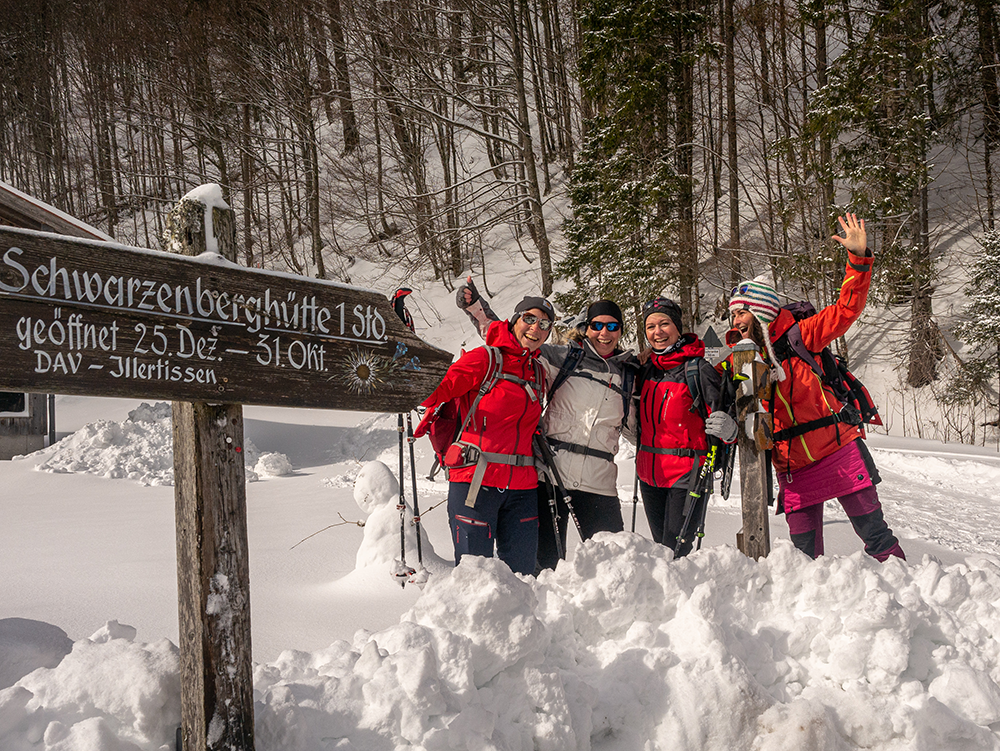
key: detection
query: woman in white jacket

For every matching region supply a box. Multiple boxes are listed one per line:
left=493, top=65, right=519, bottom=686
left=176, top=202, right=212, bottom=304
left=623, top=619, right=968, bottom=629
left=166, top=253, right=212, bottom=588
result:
left=458, top=280, right=636, bottom=571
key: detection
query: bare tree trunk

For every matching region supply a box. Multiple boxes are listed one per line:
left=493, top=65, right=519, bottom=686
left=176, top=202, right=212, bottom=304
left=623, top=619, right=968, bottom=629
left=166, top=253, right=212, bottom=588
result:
left=815, top=4, right=834, bottom=234
left=509, top=0, right=553, bottom=294
left=676, top=0, right=698, bottom=324
left=907, top=2, right=939, bottom=388
left=724, top=0, right=740, bottom=282
left=977, top=0, right=1000, bottom=229
left=328, top=0, right=360, bottom=152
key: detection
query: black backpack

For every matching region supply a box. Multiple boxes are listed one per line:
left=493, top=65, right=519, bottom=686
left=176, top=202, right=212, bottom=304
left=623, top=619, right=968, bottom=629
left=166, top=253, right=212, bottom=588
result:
left=770, top=301, right=881, bottom=444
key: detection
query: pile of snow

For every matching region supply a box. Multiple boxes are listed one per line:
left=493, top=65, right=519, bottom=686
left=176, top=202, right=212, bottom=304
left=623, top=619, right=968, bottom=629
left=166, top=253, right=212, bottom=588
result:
left=28, top=402, right=292, bottom=485
left=0, top=621, right=180, bottom=751
left=254, top=453, right=294, bottom=479
left=4, top=537, right=1000, bottom=750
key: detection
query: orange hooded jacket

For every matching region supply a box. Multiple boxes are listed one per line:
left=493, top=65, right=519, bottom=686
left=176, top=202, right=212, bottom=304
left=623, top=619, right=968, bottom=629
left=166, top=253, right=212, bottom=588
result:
left=765, top=248, right=874, bottom=476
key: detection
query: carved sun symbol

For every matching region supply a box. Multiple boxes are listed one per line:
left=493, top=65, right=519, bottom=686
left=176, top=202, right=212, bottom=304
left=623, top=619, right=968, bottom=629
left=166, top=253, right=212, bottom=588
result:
left=338, top=349, right=385, bottom=394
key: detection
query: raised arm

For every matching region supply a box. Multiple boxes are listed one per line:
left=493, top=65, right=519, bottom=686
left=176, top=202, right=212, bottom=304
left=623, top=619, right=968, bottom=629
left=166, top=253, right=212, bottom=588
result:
left=457, top=276, right=499, bottom=340
left=800, top=214, right=873, bottom=351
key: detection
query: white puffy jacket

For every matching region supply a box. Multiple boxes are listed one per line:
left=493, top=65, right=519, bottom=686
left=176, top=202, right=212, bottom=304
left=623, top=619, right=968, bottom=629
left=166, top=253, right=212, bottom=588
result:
left=462, top=296, right=635, bottom=498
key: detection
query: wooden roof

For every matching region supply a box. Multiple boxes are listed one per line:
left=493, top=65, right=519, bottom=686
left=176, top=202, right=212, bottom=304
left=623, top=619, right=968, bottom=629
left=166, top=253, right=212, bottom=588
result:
left=0, top=181, right=112, bottom=241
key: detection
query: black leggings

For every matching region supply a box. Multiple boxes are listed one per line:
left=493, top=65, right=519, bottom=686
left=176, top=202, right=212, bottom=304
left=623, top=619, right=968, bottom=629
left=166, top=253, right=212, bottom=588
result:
left=536, top=486, right=625, bottom=572
left=639, top=480, right=694, bottom=557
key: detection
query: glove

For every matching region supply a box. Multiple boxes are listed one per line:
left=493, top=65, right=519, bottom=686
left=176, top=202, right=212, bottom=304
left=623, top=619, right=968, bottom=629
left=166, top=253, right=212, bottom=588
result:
left=704, top=411, right=737, bottom=444
left=456, top=276, right=480, bottom=310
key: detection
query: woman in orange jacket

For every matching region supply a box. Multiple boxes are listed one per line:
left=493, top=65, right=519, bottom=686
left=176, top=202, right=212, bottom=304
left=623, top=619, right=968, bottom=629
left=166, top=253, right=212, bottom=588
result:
left=727, top=214, right=904, bottom=561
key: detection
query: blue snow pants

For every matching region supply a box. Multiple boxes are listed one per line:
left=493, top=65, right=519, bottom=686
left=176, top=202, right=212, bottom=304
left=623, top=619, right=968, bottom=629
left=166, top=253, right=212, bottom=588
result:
left=448, top=482, right=538, bottom=575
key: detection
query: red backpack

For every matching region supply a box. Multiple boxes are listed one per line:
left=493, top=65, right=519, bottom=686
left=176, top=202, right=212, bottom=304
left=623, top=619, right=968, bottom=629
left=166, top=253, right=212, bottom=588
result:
left=414, top=346, right=505, bottom=463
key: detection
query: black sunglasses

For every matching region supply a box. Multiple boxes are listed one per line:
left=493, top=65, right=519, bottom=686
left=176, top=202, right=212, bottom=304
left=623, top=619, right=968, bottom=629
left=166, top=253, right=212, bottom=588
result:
left=520, top=314, right=553, bottom=330
left=588, top=321, right=621, bottom=332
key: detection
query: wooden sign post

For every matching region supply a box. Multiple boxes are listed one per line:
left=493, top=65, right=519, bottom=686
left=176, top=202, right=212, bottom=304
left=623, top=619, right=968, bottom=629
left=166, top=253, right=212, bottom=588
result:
left=165, top=194, right=253, bottom=751
left=0, top=213, right=451, bottom=751
left=731, top=338, right=771, bottom=560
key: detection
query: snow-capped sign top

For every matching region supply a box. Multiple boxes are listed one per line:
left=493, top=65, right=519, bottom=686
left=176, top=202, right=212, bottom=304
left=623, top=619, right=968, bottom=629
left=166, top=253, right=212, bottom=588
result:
left=0, top=226, right=451, bottom=411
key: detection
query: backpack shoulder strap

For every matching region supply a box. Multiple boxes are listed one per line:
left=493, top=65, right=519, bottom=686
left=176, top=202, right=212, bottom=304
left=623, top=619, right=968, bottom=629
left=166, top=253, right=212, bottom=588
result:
left=684, top=358, right=708, bottom=420
left=455, top=346, right=503, bottom=435
left=620, top=360, right=638, bottom=425
left=774, top=322, right=823, bottom=378
left=547, top=345, right=586, bottom=400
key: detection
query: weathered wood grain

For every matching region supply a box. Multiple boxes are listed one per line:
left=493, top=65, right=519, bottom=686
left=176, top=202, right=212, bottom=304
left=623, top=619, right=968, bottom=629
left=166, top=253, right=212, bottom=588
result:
left=172, top=401, right=254, bottom=751
left=0, top=227, right=451, bottom=412
left=732, top=340, right=771, bottom=560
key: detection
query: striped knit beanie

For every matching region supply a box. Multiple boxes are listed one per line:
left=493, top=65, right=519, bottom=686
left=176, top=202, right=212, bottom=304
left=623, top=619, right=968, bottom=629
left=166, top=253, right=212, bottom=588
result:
left=728, top=276, right=780, bottom=323
left=728, top=275, right=786, bottom=382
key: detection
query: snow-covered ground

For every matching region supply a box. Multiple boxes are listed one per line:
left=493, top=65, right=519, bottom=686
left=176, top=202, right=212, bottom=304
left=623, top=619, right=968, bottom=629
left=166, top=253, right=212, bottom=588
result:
left=2, top=214, right=1000, bottom=749
left=2, top=390, right=1000, bottom=750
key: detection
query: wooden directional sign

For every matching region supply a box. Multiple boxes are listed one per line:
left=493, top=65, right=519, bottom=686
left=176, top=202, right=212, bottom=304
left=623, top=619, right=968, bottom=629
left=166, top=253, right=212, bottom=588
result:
left=0, top=227, right=452, bottom=412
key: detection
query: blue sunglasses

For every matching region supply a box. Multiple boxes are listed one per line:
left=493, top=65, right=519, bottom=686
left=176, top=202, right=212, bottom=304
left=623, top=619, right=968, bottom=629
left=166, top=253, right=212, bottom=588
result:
left=588, top=321, right=622, bottom=332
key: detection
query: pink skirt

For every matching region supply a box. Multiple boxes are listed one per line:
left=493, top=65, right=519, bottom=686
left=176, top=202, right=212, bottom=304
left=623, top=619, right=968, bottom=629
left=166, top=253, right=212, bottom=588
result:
left=776, top=439, right=875, bottom=512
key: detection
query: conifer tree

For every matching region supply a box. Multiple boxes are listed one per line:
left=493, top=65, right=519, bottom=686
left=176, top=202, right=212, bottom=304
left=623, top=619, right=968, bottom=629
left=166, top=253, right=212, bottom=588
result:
left=557, top=0, right=711, bottom=336
left=804, top=0, right=943, bottom=386
left=954, top=229, right=1000, bottom=433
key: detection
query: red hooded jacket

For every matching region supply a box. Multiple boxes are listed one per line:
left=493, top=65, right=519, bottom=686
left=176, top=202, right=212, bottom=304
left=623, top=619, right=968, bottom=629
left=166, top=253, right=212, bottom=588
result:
left=636, top=334, right=722, bottom=488
left=418, top=320, right=544, bottom=490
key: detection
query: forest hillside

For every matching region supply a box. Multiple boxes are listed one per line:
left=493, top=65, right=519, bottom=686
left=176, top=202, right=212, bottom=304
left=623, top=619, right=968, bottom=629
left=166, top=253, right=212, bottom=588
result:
left=1, top=0, right=999, bottom=445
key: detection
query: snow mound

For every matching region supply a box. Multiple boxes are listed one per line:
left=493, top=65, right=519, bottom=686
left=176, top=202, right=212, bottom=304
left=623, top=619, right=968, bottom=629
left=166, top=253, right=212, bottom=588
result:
left=258, top=539, right=1000, bottom=750
left=28, top=402, right=287, bottom=485
left=0, top=619, right=73, bottom=691
left=350, top=460, right=450, bottom=581
left=6, top=538, right=1000, bottom=750
left=354, top=460, right=398, bottom=514
left=254, top=452, right=293, bottom=478
left=0, top=624, right=180, bottom=751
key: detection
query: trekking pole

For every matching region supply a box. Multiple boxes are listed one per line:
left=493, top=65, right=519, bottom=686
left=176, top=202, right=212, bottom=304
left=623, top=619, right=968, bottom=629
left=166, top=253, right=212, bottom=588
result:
left=631, top=420, right=641, bottom=532
left=630, top=461, right=639, bottom=533
left=535, top=435, right=583, bottom=537
left=405, top=412, right=424, bottom=566
left=393, top=414, right=414, bottom=587
left=718, top=365, right=740, bottom=501
left=678, top=364, right=739, bottom=548
left=693, top=470, right=714, bottom=551
left=677, top=442, right=719, bottom=548
left=532, top=435, right=565, bottom=558
left=389, top=289, right=418, bottom=583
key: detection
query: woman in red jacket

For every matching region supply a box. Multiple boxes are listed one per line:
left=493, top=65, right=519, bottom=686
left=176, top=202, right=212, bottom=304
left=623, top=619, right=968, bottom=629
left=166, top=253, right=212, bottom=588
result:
left=418, top=296, right=552, bottom=575
left=634, top=297, right=737, bottom=558
left=728, top=213, right=905, bottom=561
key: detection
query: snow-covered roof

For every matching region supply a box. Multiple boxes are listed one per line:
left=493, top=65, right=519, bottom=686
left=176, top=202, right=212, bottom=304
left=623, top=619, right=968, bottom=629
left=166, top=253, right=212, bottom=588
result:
left=0, top=181, right=113, bottom=242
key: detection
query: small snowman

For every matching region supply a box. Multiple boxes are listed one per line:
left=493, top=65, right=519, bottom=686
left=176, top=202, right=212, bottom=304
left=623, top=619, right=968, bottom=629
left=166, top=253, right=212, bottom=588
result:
left=354, top=460, right=426, bottom=584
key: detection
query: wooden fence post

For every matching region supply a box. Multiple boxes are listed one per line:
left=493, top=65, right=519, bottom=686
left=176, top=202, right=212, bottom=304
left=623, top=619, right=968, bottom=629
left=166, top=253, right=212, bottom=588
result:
left=167, top=186, right=254, bottom=750
left=732, top=339, right=771, bottom=560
